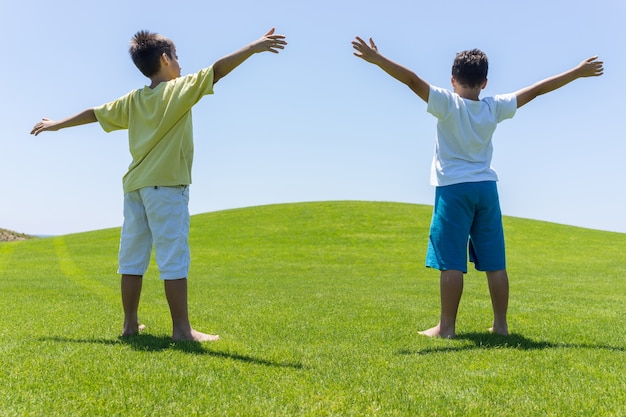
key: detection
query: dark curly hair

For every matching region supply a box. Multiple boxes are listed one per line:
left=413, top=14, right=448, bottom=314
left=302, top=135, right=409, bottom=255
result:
left=129, top=30, right=175, bottom=78
left=452, top=49, right=488, bottom=88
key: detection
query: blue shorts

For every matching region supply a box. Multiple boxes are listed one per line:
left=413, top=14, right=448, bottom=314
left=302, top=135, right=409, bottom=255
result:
left=426, top=181, right=506, bottom=273
left=118, top=185, right=190, bottom=280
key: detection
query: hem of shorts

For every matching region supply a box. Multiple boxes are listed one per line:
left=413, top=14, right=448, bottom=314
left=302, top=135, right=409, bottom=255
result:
left=474, top=264, right=506, bottom=272
left=117, top=269, right=147, bottom=276
left=159, top=272, right=189, bottom=280
left=425, top=263, right=468, bottom=273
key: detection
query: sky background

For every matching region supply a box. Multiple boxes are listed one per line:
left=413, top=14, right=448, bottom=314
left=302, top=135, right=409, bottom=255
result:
left=3, top=0, right=625, bottom=236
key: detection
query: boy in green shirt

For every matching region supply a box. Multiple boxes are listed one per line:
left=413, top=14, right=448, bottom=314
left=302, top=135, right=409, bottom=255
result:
left=31, top=28, right=287, bottom=342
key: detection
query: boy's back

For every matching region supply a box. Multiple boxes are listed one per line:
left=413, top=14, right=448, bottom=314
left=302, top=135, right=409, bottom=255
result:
left=427, top=85, right=517, bottom=186
left=352, top=35, right=603, bottom=339
left=95, top=66, right=215, bottom=193
left=31, top=28, right=287, bottom=342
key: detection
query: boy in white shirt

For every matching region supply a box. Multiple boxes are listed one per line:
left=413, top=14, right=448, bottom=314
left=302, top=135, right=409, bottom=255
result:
left=352, top=37, right=603, bottom=338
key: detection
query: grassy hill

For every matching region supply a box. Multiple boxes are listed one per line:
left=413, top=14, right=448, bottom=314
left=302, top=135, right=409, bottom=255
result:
left=1, top=201, right=624, bottom=416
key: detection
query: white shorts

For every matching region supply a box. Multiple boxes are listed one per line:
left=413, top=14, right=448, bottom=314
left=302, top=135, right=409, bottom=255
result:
left=118, top=185, right=190, bottom=280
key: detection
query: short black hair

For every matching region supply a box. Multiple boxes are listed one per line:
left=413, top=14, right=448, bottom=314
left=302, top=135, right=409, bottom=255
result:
left=452, top=49, right=488, bottom=88
left=129, top=30, right=175, bottom=78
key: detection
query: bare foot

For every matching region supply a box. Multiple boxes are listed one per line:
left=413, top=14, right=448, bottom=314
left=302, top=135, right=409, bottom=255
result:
left=121, top=323, right=146, bottom=337
left=172, top=328, right=220, bottom=342
left=418, top=324, right=455, bottom=339
left=488, top=326, right=509, bottom=336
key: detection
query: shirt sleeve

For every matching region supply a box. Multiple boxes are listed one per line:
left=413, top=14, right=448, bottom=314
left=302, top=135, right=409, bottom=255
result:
left=173, top=65, right=215, bottom=105
left=492, top=93, right=517, bottom=122
left=94, top=91, right=133, bottom=132
left=427, top=85, right=454, bottom=120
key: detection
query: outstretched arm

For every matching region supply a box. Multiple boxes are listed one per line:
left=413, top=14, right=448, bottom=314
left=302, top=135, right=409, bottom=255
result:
left=213, top=28, right=287, bottom=84
left=352, top=36, right=430, bottom=102
left=514, top=56, right=604, bottom=108
left=30, top=108, right=97, bottom=136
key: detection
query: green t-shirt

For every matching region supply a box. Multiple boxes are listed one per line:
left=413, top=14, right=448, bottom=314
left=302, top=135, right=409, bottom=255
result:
left=94, top=66, right=214, bottom=193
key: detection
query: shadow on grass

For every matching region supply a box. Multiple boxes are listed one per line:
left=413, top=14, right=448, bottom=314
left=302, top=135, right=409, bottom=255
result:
left=398, top=332, right=625, bottom=355
left=40, top=334, right=304, bottom=369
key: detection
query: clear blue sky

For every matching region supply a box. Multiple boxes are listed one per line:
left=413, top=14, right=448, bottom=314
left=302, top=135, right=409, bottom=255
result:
left=3, top=0, right=625, bottom=235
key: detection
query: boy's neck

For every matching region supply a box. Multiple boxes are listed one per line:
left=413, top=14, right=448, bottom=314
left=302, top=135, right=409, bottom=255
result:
left=149, top=76, right=172, bottom=89
left=454, top=85, right=482, bottom=101
left=451, top=77, right=487, bottom=101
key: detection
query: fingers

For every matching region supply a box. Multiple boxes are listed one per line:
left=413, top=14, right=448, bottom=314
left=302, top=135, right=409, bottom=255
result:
left=31, top=127, right=44, bottom=136
left=30, top=119, right=48, bottom=136
left=584, top=56, right=603, bottom=67
left=31, top=125, right=45, bottom=136
left=351, top=36, right=366, bottom=53
left=267, top=37, right=287, bottom=53
left=263, top=28, right=285, bottom=42
left=261, top=28, right=287, bottom=53
left=352, top=36, right=376, bottom=49
left=352, top=35, right=378, bottom=59
left=584, top=56, right=604, bottom=76
left=352, top=36, right=371, bottom=49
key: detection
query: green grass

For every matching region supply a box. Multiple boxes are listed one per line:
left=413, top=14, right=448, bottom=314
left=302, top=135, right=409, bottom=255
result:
left=1, top=201, right=624, bottom=416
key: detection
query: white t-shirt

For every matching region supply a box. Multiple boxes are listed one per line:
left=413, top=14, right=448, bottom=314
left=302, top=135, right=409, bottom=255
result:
left=427, top=85, right=517, bottom=186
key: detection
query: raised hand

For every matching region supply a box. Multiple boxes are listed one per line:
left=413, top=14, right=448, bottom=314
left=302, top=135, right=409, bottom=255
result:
left=30, top=118, right=60, bottom=136
left=251, top=28, right=287, bottom=54
left=575, top=56, right=604, bottom=78
left=352, top=36, right=381, bottom=64
left=30, top=109, right=97, bottom=136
